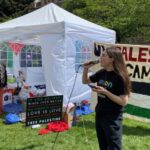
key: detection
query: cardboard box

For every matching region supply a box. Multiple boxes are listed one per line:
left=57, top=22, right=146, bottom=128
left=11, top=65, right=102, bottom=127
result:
left=62, top=112, right=73, bottom=128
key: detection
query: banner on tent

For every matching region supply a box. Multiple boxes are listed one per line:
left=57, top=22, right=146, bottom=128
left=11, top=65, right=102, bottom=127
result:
left=94, top=43, right=150, bottom=84
left=26, top=95, right=63, bottom=126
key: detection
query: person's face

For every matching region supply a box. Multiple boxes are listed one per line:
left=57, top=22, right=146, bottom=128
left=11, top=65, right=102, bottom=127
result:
left=100, top=51, right=114, bottom=68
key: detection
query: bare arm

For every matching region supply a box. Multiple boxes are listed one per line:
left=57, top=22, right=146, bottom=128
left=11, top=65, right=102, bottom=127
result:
left=82, top=61, right=95, bottom=84
left=105, top=91, right=128, bottom=106
left=82, top=68, right=92, bottom=84
left=92, top=86, right=128, bottom=106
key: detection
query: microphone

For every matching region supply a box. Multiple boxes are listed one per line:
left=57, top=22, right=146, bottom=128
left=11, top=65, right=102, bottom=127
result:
left=80, top=59, right=99, bottom=67
left=88, top=59, right=99, bottom=65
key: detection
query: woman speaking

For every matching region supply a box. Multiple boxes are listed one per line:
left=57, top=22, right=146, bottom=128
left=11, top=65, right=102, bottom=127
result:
left=82, top=46, right=131, bottom=150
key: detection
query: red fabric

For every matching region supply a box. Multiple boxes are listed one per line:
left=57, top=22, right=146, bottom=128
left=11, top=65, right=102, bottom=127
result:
left=29, top=92, right=35, bottom=98
left=38, top=129, right=51, bottom=135
left=82, top=100, right=89, bottom=105
left=38, top=121, right=69, bottom=135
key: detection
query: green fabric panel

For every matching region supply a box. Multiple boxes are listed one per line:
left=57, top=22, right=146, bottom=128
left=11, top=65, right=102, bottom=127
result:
left=124, top=104, right=150, bottom=119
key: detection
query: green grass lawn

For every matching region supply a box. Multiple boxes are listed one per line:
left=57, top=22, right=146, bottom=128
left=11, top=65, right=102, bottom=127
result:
left=0, top=113, right=150, bottom=150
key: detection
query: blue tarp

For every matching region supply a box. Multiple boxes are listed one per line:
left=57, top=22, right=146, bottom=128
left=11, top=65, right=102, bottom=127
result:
left=76, top=104, right=94, bottom=116
left=3, top=103, right=23, bottom=114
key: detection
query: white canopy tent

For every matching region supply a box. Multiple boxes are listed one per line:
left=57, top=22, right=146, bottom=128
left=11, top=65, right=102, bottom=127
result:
left=0, top=3, right=116, bottom=103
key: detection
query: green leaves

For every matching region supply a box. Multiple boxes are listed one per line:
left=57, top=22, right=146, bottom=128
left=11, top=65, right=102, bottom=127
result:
left=62, top=0, right=87, bottom=12
left=0, top=0, right=34, bottom=22
left=62, top=0, right=150, bottom=44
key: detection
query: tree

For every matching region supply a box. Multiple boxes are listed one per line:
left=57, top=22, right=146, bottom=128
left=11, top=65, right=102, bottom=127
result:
left=0, top=0, right=34, bottom=22
left=62, top=0, right=150, bottom=44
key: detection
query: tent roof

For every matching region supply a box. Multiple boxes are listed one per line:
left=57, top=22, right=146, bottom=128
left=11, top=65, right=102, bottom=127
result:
left=0, top=3, right=115, bottom=42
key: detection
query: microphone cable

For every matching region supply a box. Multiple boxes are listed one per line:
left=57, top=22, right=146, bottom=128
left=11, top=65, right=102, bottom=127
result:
left=51, top=65, right=82, bottom=150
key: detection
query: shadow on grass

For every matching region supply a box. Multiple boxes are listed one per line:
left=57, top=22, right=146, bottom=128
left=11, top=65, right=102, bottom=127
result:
left=14, top=144, right=37, bottom=150
left=123, top=125, right=150, bottom=136
left=76, top=120, right=95, bottom=129
left=76, top=119, right=150, bottom=137
left=0, top=113, right=6, bottom=119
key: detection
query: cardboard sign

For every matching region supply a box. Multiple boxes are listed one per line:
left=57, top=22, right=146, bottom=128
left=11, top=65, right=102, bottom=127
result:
left=26, top=95, right=63, bottom=126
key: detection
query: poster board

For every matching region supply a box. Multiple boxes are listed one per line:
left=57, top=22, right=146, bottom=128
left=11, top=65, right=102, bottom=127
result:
left=26, top=95, right=63, bottom=126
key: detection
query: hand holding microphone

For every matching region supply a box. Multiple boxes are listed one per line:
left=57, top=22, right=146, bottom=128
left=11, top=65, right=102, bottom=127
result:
left=82, top=59, right=99, bottom=84
left=83, top=59, right=99, bottom=69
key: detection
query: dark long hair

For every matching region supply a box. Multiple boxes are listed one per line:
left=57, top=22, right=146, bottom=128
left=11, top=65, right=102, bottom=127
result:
left=106, top=46, right=131, bottom=96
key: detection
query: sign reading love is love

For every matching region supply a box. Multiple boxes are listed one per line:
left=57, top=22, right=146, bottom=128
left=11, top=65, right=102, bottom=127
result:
left=7, top=42, right=24, bottom=55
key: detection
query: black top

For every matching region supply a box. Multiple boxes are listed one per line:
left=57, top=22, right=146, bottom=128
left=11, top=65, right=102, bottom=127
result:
left=90, top=69, right=126, bottom=113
